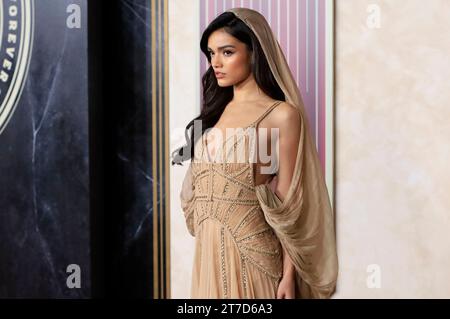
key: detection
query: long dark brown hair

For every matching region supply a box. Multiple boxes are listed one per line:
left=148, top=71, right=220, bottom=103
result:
left=171, top=11, right=285, bottom=166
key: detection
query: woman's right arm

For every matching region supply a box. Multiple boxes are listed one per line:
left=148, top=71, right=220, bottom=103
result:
left=180, top=163, right=196, bottom=236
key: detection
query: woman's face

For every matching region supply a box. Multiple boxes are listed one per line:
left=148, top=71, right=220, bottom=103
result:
left=207, top=28, right=252, bottom=87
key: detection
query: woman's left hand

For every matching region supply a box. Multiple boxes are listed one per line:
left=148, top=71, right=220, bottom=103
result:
left=276, top=274, right=295, bottom=299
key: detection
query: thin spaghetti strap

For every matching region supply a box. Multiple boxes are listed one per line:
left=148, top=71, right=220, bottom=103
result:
left=250, top=100, right=283, bottom=127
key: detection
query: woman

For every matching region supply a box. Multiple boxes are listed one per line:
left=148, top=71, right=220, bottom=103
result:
left=172, top=8, right=338, bottom=299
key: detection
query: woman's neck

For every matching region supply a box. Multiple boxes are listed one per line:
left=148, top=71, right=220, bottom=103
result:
left=232, top=73, right=269, bottom=103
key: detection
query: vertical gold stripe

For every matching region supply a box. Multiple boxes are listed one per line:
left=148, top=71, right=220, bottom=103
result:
left=164, top=0, right=171, bottom=299
left=151, top=0, right=171, bottom=299
left=151, top=0, right=159, bottom=299
left=158, top=0, right=164, bottom=299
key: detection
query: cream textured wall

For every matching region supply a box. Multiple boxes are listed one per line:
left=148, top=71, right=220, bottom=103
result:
left=169, top=0, right=450, bottom=298
left=334, top=0, right=450, bottom=298
left=169, top=0, right=200, bottom=299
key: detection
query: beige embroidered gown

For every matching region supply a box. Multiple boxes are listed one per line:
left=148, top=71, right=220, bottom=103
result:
left=180, top=101, right=284, bottom=299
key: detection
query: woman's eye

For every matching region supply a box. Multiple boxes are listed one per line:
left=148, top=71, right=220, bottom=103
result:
left=209, top=51, right=233, bottom=56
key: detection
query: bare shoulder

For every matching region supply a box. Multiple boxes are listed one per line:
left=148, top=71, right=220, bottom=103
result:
left=269, top=101, right=301, bottom=129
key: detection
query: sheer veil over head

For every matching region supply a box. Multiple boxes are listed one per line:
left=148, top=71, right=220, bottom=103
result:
left=224, top=7, right=339, bottom=299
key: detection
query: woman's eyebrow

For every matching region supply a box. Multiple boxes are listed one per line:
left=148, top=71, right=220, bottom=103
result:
left=207, top=45, right=236, bottom=51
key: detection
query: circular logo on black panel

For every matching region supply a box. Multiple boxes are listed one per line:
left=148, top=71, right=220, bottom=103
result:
left=0, top=0, right=34, bottom=135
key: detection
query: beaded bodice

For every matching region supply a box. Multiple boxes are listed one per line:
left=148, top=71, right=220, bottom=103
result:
left=188, top=101, right=284, bottom=290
